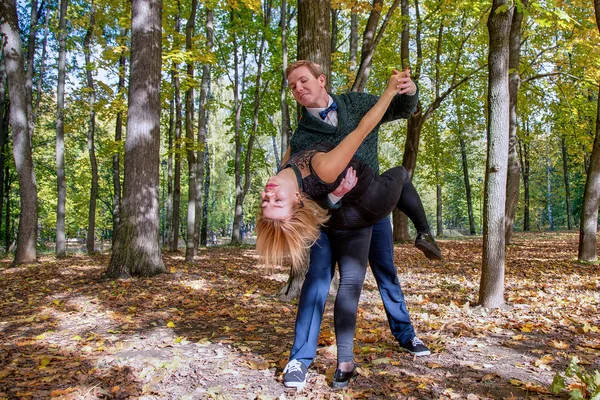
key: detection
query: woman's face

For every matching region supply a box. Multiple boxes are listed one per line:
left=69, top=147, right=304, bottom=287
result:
left=260, top=175, right=299, bottom=220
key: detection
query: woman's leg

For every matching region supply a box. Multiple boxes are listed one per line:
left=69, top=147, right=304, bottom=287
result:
left=330, top=226, right=372, bottom=367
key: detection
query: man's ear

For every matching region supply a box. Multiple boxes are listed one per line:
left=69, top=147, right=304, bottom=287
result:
left=318, top=74, right=326, bottom=88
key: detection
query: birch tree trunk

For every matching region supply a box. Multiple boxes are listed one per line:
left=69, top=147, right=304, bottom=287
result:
left=84, top=2, right=98, bottom=254
left=55, top=0, right=68, bottom=257
left=106, top=0, right=166, bottom=278
left=504, top=0, right=527, bottom=245
left=0, top=56, right=7, bottom=241
left=1, top=0, right=39, bottom=266
left=478, top=0, right=512, bottom=308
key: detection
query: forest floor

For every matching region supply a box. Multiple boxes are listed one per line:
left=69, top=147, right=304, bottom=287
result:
left=0, top=231, right=599, bottom=400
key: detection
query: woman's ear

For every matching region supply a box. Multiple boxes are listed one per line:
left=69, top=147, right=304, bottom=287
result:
left=295, top=192, right=301, bottom=203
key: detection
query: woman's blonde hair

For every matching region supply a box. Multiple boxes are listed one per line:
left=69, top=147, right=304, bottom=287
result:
left=255, top=195, right=330, bottom=273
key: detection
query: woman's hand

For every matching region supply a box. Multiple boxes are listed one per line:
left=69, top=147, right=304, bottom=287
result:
left=386, top=68, right=416, bottom=96
left=332, top=167, right=358, bottom=197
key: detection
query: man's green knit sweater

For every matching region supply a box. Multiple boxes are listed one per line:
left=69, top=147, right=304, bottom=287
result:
left=290, top=89, right=419, bottom=174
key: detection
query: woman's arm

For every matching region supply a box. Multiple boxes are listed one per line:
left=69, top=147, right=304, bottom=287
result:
left=311, top=70, right=411, bottom=183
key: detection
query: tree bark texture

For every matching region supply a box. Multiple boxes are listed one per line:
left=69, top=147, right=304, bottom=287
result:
left=578, top=83, right=600, bottom=261
left=84, top=2, right=98, bottom=254
left=25, top=0, right=39, bottom=144
left=1, top=0, right=39, bottom=266
left=0, top=56, right=7, bottom=241
left=112, top=28, right=126, bottom=249
left=478, top=0, right=512, bottom=309
left=577, top=0, right=600, bottom=261
left=195, top=8, right=213, bottom=250
left=230, top=11, right=244, bottom=246
left=55, top=0, right=67, bottom=257
left=184, top=0, right=198, bottom=261
left=504, top=0, right=526, bottom=245
left=106, top=0, right=165, bottom=278
left=518, top=133, right=530, bottom=231
left=297, top=0, right=331, bottom=88
left=352, top=0, right=401, bottom=92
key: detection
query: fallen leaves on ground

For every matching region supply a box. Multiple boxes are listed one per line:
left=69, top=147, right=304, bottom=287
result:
left=0, top=231, right=598, bottom=399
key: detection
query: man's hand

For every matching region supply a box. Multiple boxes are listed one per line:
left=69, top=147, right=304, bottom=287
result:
left=392, top=68, right=417, bottom=95
left=332, top=167, right=358, bottom=197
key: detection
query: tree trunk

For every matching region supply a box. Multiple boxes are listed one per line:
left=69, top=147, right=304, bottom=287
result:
left=170, top=48, right=182, bottom=252
left=578, top=83, right=600, bottom=261
left=349, top=8, right=358, bottom=80
left=0, top=56, right=7, bottom=240
left=352, top=0, right=401, bottom=92
left=112, top=28, right=127, bottom=248
left=280, top=0, right=292, bottom=161
left=436, top=182, right=443, bottom=237
left=33, top=10, right=48, bottom=125
left=561, top=137, right=572, bottom=230
left=1, top=0, right=39, bottom=266
left=297, top=0, right=331, bottom=87
left=4, top=167, right=11, bottom=251
left=106, top=0, right=166, bottom=278
left=546, top=150, right=554, bottom=230
left=55, top=0, right=68, bottom=257
left=504, top=0, right=526, bottom=245
left=331, top=8, right=339, bottom=53
left=578, top=0, right=600, bottom=263
left=460, top=136, right=476, bottom=234
left=25, top=0, right=39, bottom=144
left=518, top=132, right=530, bottom=231
left=184, top=0, right=198, bottom=261
left=478, top=0, right=511, bottom=309
left=84, top=2, right=98, bottom=254
left=195, top=7, right=212, bottom=250
left=200, top=145, right=210, bottom=246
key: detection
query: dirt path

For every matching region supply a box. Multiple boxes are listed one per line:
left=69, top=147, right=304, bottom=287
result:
left=0, top=232, right=598, bottom=399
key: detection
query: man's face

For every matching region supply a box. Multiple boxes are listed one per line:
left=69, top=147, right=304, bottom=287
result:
left=287, top=66, right=328, bottom=108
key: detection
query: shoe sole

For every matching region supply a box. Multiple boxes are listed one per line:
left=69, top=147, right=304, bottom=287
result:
left=415, top=241, right=443, bottom=260
left=284, top=381, right=306, bottom=389
left=408, top=350, right=431, bottom=356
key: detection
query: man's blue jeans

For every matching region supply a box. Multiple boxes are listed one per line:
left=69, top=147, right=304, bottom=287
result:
left=289, top=217, right=415, bottom=367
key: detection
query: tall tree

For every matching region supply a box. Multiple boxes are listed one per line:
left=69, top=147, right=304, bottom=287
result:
left=577, top=0, right=600, bottom=262
left=55, top=0, right=68, bottom=257
left=504, top=0, right=527, bottom=245
left=196, top=7, right=213, bottom=249
left=106, top=0, right=166, bottom=278
left=560, top=137, right=572, bottom=230
left=478, top=0, right=512, bottom=308
left=112, top=27, right=127, bottom=248
left=169, top=5, right=183, bottom=252
left=0, top=53, right=8, bottom=242
left=184, top=0, right=198, bottom=261
left=1, top=0, right=39, bottom=266
left=84, top=1, right=99, bottom=254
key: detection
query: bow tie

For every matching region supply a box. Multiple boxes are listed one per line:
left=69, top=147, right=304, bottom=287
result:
left=319, top=102, right=337, bottom=120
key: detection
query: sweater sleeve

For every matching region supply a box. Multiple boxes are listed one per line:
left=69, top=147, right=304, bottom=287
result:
left=381, top=83, right=420, bottom=123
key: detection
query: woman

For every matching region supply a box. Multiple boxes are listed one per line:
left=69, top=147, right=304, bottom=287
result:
left=256, top=70, right=441, bottom=388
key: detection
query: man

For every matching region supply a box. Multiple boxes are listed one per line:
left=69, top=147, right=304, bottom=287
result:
left=280, top=60, right=437, bottom=389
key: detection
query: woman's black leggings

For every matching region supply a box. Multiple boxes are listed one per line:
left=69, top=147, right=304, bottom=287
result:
left=325, top=225, right=372, bottom=364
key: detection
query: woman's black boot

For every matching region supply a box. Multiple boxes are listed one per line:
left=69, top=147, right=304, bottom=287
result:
left=332, top=366, right=358, bottom=388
